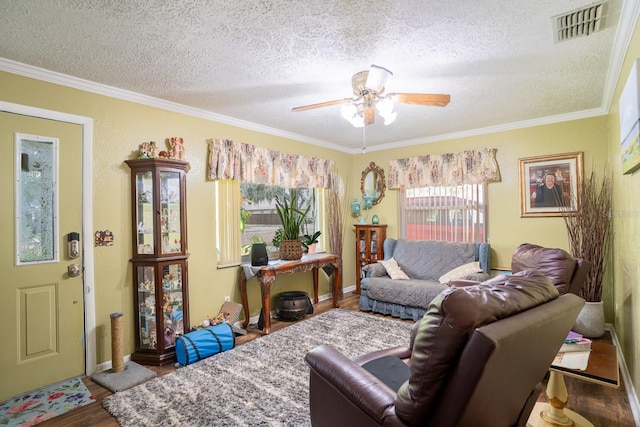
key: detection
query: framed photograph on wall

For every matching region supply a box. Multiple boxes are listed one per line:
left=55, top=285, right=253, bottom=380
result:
left=519, top=152, right=583, bottom=217
left=619, top=58, right=640, bottom=175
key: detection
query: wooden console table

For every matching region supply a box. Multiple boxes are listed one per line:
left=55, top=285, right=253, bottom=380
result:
left=528, top=341, right=619, bottom=427
left=239, top=253, right=342, bottom=334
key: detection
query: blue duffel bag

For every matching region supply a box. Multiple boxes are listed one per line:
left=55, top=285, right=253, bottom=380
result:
left=175, top=322, right=235, bottom=366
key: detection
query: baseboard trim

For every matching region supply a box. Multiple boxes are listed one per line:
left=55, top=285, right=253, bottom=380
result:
left=607, top=323, right=640, bottom=426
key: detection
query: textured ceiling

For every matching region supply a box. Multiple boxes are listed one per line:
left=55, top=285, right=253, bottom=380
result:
left=0, top=0, right=635, bottom=153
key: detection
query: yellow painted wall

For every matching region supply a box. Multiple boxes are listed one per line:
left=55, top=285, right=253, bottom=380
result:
left=354, top=117, right=609, bottom=269
left=606, top=17, right=640, bottom=399
left=1, top=70, right=353, bottom=364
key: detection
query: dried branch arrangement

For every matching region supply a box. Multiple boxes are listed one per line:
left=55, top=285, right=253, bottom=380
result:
left=560, top=168, right=613, bottom=302
left=327, top=171, right=345, bottom=258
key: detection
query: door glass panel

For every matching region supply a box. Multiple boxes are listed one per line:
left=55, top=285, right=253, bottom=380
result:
left=136, top=171, right=155, bottom=255
left=160, top=171, right=182, bottom=254
left=16, top=135, right=58, bottom=264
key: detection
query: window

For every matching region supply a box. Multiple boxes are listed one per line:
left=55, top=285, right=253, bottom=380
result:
left=399, top=183, right=486, bottom=243
left=241, top=183, right=322, bottom=255
left=215, top=181, right=323, bottom=266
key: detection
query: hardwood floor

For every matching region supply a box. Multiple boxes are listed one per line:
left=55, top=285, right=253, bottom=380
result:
left=37, top=292, right=636, bottom=427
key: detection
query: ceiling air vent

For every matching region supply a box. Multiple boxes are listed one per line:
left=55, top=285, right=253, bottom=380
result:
left=552, top=1, right=608, bottom=42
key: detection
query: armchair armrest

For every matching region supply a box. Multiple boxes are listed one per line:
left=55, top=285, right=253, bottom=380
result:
left=305, top=345, right=398, bottom=424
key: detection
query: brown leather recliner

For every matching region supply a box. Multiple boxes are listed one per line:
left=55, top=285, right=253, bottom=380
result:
left=451, top=243, right=591, bottom=296
left=511, top=243, right=591, bottom=295
left=305, top=270, right=585, bottom=427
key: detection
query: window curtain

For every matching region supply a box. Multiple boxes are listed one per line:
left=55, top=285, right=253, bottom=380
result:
left=207, top=138, right=333, bottom=188
left=388, top=148, right=500, bottom=189
left=215, top=179, right=242, bottom=267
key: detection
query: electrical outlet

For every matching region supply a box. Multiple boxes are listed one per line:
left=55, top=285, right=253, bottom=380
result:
left=224, top=296, right=230, bottom=302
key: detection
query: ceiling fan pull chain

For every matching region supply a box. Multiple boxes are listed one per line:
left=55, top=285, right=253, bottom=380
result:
left=362, top=126, right=367, bottom=154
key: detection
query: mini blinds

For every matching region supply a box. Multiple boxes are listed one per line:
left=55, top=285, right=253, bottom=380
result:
left=399, top=183, right=486, bottom=243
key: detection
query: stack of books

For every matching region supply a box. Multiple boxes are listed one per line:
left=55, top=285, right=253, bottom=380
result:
left=560, top=331, right=592, bottom=353
left=553, top=331, right=592, bottom=370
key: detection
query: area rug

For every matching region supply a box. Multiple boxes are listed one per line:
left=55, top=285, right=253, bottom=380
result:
left=0, top=377, right=95, bottom=426
left=103, top=309, right=413, bottom=426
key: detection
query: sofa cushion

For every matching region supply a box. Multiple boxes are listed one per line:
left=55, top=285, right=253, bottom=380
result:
left=361, top=262, right=388, bottom=278
left=394, top=269, right=559, bottom=425
left=379, top=258, right=410, bottom=280
left=392, top=239, right=478, bottom=280
left=438, top=261, right=483, bottom=284
left=511, top=243, right=577, bottom=294
left=366, top=278, right=447, bottom=308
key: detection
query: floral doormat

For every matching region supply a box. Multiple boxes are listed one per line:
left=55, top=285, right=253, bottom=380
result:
left=0, top=378, right=95, bottom=426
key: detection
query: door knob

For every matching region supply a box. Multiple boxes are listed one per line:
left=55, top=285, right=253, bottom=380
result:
left=68, top=263, right=81, bottom=277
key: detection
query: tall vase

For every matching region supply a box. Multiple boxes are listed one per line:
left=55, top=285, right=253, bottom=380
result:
left=573, top=301, right=605, bottom=338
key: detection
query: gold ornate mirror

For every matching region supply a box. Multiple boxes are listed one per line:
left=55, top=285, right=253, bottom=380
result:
left=361, top=162, right=386, bottom=206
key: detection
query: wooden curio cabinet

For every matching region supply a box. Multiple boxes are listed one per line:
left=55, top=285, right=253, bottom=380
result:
left=354, top=224, right=387, bottom=293
left=125, top=158, right=190, bottom=366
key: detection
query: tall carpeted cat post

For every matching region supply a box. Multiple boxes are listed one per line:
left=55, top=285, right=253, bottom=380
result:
left=110, top=312, right=124, bottom=373
left=91, top=312, right=156, bottom=392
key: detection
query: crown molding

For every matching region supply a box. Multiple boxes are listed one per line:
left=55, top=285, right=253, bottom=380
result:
left=0, top=57, right=352, bottom=154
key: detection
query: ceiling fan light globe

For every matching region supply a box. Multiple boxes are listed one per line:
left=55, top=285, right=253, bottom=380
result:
left=366, top=65, right=393, bottom=93
left=383, top=112, right=397, bottom=126
left=341, top=103, right=357, bottom=121
left=376, top=96, right=395, bottom=114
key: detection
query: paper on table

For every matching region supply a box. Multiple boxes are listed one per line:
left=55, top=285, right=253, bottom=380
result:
left=552, top=350, right=591, bottom=370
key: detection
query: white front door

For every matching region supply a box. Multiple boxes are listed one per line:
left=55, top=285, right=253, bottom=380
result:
left=0, top=111, right=85, bottom=400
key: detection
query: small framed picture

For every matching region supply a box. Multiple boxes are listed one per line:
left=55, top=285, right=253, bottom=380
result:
left=519, top=152, right=583, bottom=217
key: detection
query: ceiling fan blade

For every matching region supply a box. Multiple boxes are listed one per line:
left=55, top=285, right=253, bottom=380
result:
left=291, top=98, right=353, bottom=112
left=389, top=93, right=451, bottom=107
left=365, top=65, right=393, bottom=93
left=363, top=107, right=375, bottom=125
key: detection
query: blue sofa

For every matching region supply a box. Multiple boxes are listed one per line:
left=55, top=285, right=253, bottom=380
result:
left=359, top=238, right=491, bottom=320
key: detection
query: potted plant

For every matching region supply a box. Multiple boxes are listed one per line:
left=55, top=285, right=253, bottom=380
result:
left=275, top=193, right=310, bottom=260
left=559, top=168, right=613, bottom=337
left=301, top=230, right=321, bottom=253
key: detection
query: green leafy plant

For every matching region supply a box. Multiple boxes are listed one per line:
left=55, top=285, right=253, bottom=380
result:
left=301, top=230, right=321, bottom=251
left=275, top=193, right=310, bottom=241
left=240, top=207, right=251, bottom=233
left=272, top=228, right=284, bottom=248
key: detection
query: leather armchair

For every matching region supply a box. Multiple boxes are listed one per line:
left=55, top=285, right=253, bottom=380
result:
left=511, top=243, right=591, bottom=295
left=451, top=243, right=591, bottom=296
left=305, top=270, right=585, bottom=427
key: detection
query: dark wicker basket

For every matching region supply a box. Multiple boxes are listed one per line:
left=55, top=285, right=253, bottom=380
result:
left=279, top=239, right=303, bottom=260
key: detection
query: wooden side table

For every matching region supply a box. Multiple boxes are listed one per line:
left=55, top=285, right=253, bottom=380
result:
left=238, top=254, right=342, bottom=335
left=528, top=341, right=619, bottom=427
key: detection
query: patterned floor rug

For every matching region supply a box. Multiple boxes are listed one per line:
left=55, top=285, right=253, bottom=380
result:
left=103, top=309, right=413, bottom=427
left=0, top=377, right=95, bottom=426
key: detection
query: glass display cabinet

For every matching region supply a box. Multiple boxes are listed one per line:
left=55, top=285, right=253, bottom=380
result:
left=126, top=158, right=190, bottom=365
left=354, top=224, right=386, bottom=293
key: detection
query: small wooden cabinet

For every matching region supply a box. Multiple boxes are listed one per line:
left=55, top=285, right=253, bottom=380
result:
left=126, top=158, right=190, bottom=365
left=354, top=224, right=387, bottom=293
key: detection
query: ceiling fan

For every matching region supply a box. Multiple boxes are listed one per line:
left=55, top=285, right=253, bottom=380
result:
left=291, top=65, right=450, bottom=127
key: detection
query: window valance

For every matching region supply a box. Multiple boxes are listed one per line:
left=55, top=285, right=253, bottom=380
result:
left=387, top=148, right=500, bottom=189
left=207, top=138, right=334, bottom=188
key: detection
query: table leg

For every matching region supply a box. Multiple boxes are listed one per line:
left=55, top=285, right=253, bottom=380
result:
left=527, top=371, right=594, bottom=427
left=259, top=278, right=272, bottom=335
left=239, top=270, right=250, bottom=329
left=312, top=267, right=319, bottom=304
left=333, top=262, right=342, bottom=308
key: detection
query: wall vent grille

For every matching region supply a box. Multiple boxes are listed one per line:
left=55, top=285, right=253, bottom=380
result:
left=552, top=1, right=608, bottom=42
